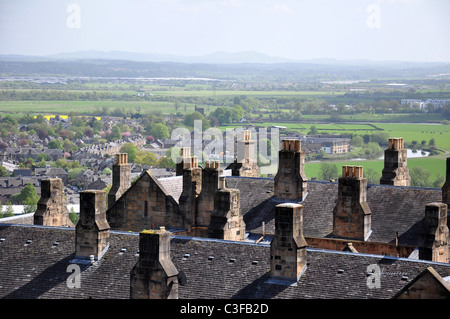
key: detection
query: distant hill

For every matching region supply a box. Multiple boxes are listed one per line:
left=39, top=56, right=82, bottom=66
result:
left=1, top=50, right=297, bottom=65
left=0, top=51, right=448, bottom=81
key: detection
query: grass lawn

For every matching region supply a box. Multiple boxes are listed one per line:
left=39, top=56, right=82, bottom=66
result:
left=304, top=156, right=447, bottom=183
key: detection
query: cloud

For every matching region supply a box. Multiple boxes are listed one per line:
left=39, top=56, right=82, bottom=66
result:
left=221, top=0, right=243, bottom=8
left=376, top=0, right=422, bottom=5
left=259, top=3, right=293, bottom=15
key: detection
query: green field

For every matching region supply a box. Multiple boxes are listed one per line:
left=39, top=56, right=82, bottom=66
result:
left=304, top=157, right=447, bottom=183
left=0, top=100, right=215, bottom=115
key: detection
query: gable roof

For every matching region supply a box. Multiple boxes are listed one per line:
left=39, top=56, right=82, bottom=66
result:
left=1, top=223, right=450, bottom=299
left=393, top=266, right=450, bottom=299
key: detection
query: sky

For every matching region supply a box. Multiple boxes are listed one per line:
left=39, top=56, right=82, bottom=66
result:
left=0, top=0, right=449, bottom=62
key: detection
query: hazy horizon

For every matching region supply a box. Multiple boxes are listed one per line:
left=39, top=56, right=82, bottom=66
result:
left=1, top=0, right=449, bottom=63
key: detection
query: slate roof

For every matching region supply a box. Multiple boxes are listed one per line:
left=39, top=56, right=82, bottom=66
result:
left=223, top=177, right=442, bottom=248
left=1, top=223, right=450, bottom=299
left=140, top=174, right=442, bottom=248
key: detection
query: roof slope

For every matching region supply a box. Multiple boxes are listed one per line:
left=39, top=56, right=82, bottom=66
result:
left=224, top=177, right=441, bottom=247
left=1, top=224, right=450, bottom=299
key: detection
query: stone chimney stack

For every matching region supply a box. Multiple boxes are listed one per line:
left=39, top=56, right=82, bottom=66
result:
left=108, top=153, right=131, bottom=209
left=196, top=160, right=223, bottom=227
left=130, top=227, right=179, bottom=299
left=380, top=138, right=411, bottom=186
left=178, top=156, right=202, bottom=226
left=176, top=147, right=192, bottom=176
left=208, top=177, right=245, bottom=241
left=419, top=203, right=449, bottom=263
left=228, top=130, right=259, bottom=177
left=34, top=178, right=70, bottom=227
left=443, top=157, right=450, bottom=209
left=274, top=139, right=308, bottom=201
left=270, top=203, right=308, bottom=282
left=75, top=190, right=110, bottom=260
left=333, top=166, right=372, bottom=241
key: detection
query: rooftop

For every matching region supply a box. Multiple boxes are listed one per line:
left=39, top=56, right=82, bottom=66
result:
left=1, top=223, right=449, bottom=299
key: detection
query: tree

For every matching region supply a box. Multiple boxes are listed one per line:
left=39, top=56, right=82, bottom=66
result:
left=410, top=167, right=431, bottom=187
left=135, top=151, right=158, bottom=166
left=0, top=165, right=9, bottom=177
left=120, top=143, right=139, bottom=162
left=429, top=138, right=436, bottom=147
left=350, top=135, right=364, bottom=147
left=308, top=125, right=318, bottom=135
left=232, top=105, right=245, bottom=122
left=11, top=183, right=39, bottom=214
left=110, top=125, right=122, bottom=140
left=184, top=111, right=210, bottom=129
left=211, top=108, right=233, bottom=125
left=69, top=207, right=79, bottom=225
left=149, top=123, right=170, bottom=139
left=319, top=163, right=338, bottom=181
left=48, top=139, right=63, bottom=150
left=365, top=168, right=381, bottom=185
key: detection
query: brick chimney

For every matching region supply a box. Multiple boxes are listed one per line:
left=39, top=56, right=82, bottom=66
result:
left=108, top=153, right=131, bottom=209
left=333, top=166, right=372, bottom=241
left=270, top=203, right=308, bottom=282
left=178, top=156, right=202, bottom=227
left=34, top=178, right=71, bottom=227
left=380, top=138, right=411, bottom=186
left=130, top=227, right=179, bottom=299
left=196, top=160, right=223, bottom=227
left=419, top=202, right=449, bottom=263
left=208, top=177, right=245, bottom=241
left=274, top=139, right=307, bottom=201
left=75, top=190, right=110, bottom=260
left=443, top=157, right=450, bottom=209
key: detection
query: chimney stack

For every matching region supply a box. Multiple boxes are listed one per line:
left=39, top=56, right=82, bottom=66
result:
left=208, top=177, right=245, bottom=241
left=380, top=138, right=411, bottom=186
left=108, top=153, right=131, bottom=209
left=443, top=157, right=450, bottom=209
left=274, top=139, right=308, bottom=201
left=130, top=227, right=179, bottom=299
left=228, top=130, right=259, bottom=177
left=270, top=203, right=308, bottom=282
left=419, top=202, right=449, bottom=263
left=176, top=147, right=192, bottom=176
left=333, top=166, right=372, bottom=241
left=178, top=156, right=202, bottom=227
left=34, top=178, right=70, bottom=227
left=196, top=160, right=223, bottom=227
left=75, top=190, right=110, bottom=260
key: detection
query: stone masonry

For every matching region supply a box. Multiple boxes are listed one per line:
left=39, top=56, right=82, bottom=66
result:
left=380, top=138, right=411, bottom=186
left=34, top=178, right=71, bottom=227
left=226, top=130, right=259, bottom=177
left=419, top=202, right=449, bottom=263
left=274, top=139, right=308, bottom=201
left=130, top=227, right=179, bottom=299
left=270, top=203, right=308, bottom=282
left=443, top=157, right=450, bottom=211
left=108, top=153, right=131, bottom=209
left=75, top=190, right=110, bottom=259
left=208, top=177, right=246, bottom=241
left=333, top=166, right=372, bottom=241
left=196, top=160, right=223, bottom=227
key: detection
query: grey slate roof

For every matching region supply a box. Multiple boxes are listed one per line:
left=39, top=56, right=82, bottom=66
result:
left=1, top=223, right=450, bottom=299
left=140, top=174, right=442, bottom=247
left=224, top=177, right=442, bottom=247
